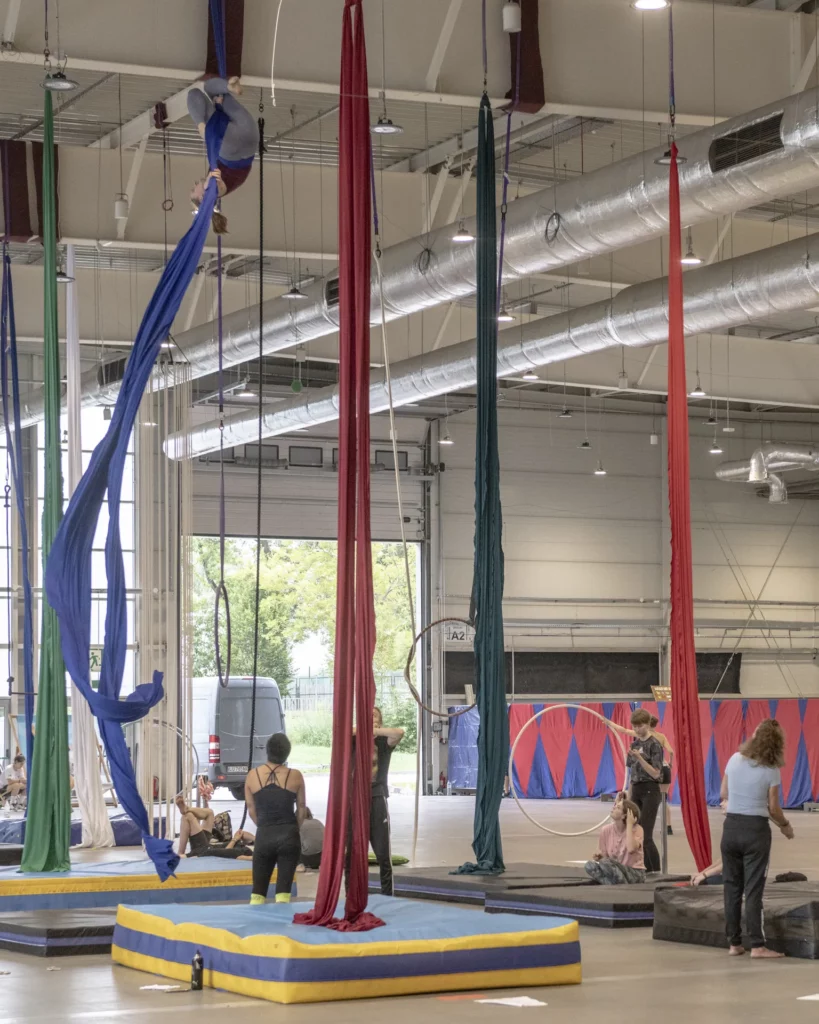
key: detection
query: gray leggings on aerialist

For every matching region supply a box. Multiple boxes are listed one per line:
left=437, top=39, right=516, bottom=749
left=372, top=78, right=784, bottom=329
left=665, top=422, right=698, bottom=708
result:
left=186, top=78, right=258, bottom=162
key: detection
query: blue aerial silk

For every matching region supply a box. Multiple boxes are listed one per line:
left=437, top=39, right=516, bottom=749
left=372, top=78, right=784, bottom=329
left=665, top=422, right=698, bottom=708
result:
left=0, top=233, right=35, bottom=780
left=44, top=109, right=229, bottom=881
left=210, top=0, right=228, bottom=79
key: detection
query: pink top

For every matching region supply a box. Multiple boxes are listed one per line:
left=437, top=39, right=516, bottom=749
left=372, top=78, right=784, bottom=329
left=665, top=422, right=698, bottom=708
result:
left=598, top=821, right=645, bottom=869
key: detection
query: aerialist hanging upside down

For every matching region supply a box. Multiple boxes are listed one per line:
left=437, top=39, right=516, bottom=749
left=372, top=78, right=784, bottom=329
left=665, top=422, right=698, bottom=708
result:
left=187, top=76, right=259, bottom=234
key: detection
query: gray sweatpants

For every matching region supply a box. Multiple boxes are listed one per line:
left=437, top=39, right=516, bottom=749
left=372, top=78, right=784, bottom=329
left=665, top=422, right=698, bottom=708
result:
left=186, top=78, right=258, bottom=161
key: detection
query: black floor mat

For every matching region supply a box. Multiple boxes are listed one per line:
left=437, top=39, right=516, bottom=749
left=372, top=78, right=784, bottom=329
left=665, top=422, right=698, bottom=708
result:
left=653, top=882, right=819, bottom=959
left=0, top=908, right=118, bottom=956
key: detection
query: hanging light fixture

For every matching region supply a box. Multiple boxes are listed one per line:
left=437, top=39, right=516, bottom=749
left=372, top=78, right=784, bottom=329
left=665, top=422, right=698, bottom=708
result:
left=593, top=460, right=607, bottom=476
left=631, top=0, right=668, bottom=10
left=502, top=0, right=522, bottom=33
left=452, top=221, right=475, bottom=243
left=578, top=438, right=592, bottom=450
left=521, top=369, right=539, bottom=381
left=558, top=406, right=572, bottom=419
left=282, top=284, right=309, bottom=301
left=56, top=265, right=74, bottom=284
left=237, top=385, right=256, bottom=398
left=689, top=377, right=706, bottom=398
left=439, top=431, right=454, bottom=446
left=709, top=436, right=723, bottom=455
left=655, top=147, right=687, bottom=166
left=497, top=307, right=516, bottom=323
left=114, top=193, right=129, bottom=220
left=707, top=412, right=718, bottom=426
left=371, top=114, right=403, bottom=135
left=681, top=227, right=702, bottom=266
left=42, top=70, right=79, bottom=92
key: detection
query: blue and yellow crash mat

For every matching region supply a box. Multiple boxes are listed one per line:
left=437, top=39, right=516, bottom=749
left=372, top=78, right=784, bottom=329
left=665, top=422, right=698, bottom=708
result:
left=112, top=896, right=581, bottom=1004
left=0, top=857, right=255, bottom=912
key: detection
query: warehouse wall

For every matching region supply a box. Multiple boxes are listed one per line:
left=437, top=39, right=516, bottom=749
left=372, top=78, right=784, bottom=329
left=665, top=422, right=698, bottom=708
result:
left=438, top=403, right=819, bottom=698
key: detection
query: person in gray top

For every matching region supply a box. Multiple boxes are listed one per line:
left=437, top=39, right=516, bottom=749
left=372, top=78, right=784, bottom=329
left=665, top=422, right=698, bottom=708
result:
left=720, top=719, right=794, bottom=959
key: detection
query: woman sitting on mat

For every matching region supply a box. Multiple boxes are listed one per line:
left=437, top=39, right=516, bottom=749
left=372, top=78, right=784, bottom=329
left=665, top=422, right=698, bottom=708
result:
left=585, top=792, right=646, bottom=885
left=175, top=794, right=254, bottom=859
left=720, top=718, right=794, bottom=959
left=187, top=76, right=259, bottom=234
left=245, top=733, right=305, bottom=906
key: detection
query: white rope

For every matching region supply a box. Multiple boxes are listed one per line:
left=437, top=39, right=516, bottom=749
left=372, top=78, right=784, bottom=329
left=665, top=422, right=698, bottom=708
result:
left=269, top=0, right=286, bottom=106
left=373, top=248, right=422, bottom=861
left=507, top=703, right=630, bottom=837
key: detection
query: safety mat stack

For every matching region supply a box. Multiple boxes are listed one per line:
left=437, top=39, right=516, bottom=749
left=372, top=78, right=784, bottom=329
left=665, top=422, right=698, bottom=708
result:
left=653, top=883, right=819, bottom=959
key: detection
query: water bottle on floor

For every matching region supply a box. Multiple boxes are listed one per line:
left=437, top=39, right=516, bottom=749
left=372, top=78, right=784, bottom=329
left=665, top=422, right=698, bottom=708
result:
left=191, top=950, right=204, bottom=991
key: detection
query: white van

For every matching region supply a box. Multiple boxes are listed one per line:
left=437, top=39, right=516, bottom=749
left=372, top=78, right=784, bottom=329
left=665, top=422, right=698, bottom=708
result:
left=192, top=676, right=286, bottom=800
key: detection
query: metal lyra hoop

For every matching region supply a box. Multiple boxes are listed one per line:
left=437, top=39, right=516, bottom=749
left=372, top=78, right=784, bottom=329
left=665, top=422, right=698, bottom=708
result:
left=404, top=616, right=475, bottom=719
left=507, top=702, right=630, bottom=837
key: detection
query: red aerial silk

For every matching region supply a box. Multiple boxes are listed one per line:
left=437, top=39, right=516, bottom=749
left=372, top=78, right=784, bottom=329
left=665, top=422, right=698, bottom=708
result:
left=293, top=0, right=383, bottom=932
left=667, top=142, right=712, bottom=872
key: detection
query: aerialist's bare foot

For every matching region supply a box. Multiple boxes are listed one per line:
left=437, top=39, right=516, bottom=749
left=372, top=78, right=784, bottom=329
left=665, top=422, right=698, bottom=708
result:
left=728, top=945, right=745, bottom=956
left=228, top=76, right=243, bottom=96
left=750, top=947, right=784, bottom=959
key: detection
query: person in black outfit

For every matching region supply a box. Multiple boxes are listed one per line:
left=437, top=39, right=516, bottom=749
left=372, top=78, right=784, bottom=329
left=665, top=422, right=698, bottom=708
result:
left=627, top=708, right=664, bottom=873
left=347, top=707, right=405, bottom=896
left=244, top=733, right=305, bottom=905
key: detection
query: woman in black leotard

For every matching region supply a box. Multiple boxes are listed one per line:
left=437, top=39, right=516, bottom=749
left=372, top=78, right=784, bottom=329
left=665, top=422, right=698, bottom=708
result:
left=244, top=733, right=305, bottom=905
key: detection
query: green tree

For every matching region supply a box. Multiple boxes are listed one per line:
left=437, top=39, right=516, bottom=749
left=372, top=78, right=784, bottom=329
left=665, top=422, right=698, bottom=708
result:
left=190, top=537, right=417, bottom=689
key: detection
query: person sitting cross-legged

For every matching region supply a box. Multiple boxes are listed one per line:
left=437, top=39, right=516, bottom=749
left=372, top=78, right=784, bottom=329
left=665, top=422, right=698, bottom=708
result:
left=585, top=792, right=646, bottom=885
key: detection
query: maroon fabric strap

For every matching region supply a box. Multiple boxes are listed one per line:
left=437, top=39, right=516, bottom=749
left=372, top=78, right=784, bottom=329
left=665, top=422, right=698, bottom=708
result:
left=0, top=140, right=54, bottom=243
left=507, top=0, right=544, bottom=112
left=293, top=0, right=383, bottom=933
left=667, top=142, right=712, bottom=873
left=206, top=0, right=245, bottom=79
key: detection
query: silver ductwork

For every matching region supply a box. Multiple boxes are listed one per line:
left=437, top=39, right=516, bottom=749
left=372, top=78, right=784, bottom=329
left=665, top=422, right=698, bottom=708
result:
left=19, top=87, right=819, bottom=427
left=715, top=442, right=819, bottom=503
left=167, top=230, right=819, bottom=459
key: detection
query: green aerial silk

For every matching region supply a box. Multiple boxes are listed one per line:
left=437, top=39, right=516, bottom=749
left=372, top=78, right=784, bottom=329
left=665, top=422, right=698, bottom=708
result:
left=455, top=93, right=508, bottom=876
left=21, top=91, right=71, bottom=873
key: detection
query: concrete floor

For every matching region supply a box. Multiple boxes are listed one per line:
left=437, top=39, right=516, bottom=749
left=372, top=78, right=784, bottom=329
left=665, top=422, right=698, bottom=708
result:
left=2, top=793, right=819, bottom=1022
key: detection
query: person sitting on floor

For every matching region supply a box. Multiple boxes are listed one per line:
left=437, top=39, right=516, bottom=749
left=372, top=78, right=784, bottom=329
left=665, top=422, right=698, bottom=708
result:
left=1, top=754, right=26, bottom=811
left=299, top=807, right=324, bottom=870
left=585, top=792, right=646, bottom=885
left=175, top=794, right=254, bottom=859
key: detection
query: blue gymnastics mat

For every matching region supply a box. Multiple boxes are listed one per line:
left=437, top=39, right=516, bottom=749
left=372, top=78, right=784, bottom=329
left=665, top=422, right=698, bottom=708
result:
left=113, top=895, right=582, bottom=1003
left=0, top=856, right=258, bottom=912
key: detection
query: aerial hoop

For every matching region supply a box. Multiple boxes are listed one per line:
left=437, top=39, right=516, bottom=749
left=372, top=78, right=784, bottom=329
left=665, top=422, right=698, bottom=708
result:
left=404, top=616, right=476, bottom=719
left=507, top=703, right=630, bottom=837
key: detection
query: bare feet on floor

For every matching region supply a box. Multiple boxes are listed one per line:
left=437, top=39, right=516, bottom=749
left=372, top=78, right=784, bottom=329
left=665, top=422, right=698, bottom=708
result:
left=728, top=945, right=745, bottom=956
left=750, top=947, right=784, bottom=959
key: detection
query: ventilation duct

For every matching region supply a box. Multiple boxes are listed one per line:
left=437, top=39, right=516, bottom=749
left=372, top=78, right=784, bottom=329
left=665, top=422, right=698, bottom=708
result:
left=167, top=230, right=819, bottom=459
left=17, top=88, right=819, bottom=428
left=715, top=442, right=819, bottom=502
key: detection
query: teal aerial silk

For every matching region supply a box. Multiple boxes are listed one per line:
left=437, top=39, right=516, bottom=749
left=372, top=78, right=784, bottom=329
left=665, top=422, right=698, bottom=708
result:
left=455, top=93, right=508, bottom=876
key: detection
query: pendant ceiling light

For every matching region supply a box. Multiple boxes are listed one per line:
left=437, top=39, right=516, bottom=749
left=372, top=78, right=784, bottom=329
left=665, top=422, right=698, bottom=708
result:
left=578, top=438, right=592, bottom=450
left=282, top=284, right=309, bottom=301
left=681, top=227, right=702, bottom=266
left=56, top=266, right=74, bottom=284
left=497, top=307, right=516, bottom=323
left=594, top=460, right=607, bottom=476
left=521, top=369, right=538, bottom=381
left=631, top=0, right=668, bottom=10
left=42, top=70, right=79, bottom=92
left=709, top=437, right=724, bottom=455
left=689, top=379, right=706, bottom=398
left=439, top=431, right=454, bottom=446
left=452, top=221, right=475, bottom=243
left=371, top=114, right=403, bottom=135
